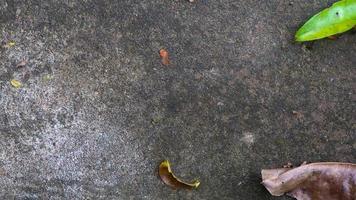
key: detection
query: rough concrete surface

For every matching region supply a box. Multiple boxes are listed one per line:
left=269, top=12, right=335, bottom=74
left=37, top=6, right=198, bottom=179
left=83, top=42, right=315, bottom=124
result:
left=0, top=0, right=355, bottom=199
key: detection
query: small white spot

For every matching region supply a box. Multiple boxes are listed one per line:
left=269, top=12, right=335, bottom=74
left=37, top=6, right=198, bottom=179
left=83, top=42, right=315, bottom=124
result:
left=240, top=132, right=255, bottom=146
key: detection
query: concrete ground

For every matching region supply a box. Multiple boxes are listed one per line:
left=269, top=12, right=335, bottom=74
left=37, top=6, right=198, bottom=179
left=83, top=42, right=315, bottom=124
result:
left=0, top=0, right=355, bottom=199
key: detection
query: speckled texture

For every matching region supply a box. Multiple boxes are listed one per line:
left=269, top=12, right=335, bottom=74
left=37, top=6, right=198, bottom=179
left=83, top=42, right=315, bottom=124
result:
left=0, top=0, right=355, bottom=199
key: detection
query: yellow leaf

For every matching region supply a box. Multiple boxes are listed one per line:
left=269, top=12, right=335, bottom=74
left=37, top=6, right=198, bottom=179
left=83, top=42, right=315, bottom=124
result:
left=3, top=41, right=16, bottom=48
left=10, top=79, right=22, bottom=88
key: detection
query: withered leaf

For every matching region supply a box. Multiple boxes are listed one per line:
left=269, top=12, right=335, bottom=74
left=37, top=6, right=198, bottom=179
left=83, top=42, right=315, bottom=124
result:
left=261, top=162, right=356, bottom=200
left=159, top=160, right=200, bottom=189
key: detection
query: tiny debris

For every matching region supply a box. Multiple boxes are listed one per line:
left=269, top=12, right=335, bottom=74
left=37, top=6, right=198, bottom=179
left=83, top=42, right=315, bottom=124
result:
left=283, top=162, right=293, bottom=168
left=328, top=35, right=338, bottom=40
left=159, top=160, right=200, bottom=189
left=292, top=111, right=303, bottom=119
left=10, top=79, right=22, bottom=88
left=217, top=102, right=224, bottom=106
left=159, top=49, right=170, bottom=66
left=16, top=60, right=27, bottom=68
left=302, top=43, right=314, bottom=51
left=0, top=167, right=6, bottom=176
left=151, top=115, right=162, bottom=125
left=3, top=41, right=16, bottom=48
left=189, top=0, right=195, bottom=2
left=43, top=74, right=53, bottom=81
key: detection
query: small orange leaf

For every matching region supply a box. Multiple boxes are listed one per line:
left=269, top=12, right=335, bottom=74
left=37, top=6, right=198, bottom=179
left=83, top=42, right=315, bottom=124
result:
left=159, top=160, right=200, bottom=189
left=159, top=49, right=170, bottom=65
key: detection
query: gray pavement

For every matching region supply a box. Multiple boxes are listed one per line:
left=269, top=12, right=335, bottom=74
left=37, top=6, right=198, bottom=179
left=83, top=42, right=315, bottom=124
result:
left=0, top=0, right=355, bottom=199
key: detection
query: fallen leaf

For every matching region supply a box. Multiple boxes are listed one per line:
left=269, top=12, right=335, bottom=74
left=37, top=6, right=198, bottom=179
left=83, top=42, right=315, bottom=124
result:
left=159, top=160, right=200, bottom=189
left=159, top=49, right=170, bottom=66
left=10, top=79, right=22, bottom=88
left=3, top=41, right=16, bottom=48
left=261, top=162, right=356, bottom=200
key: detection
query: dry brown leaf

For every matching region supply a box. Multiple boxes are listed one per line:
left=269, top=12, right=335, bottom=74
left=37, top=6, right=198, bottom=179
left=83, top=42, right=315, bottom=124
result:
left=159, top=49, right=170, bottom=66
left=159, top=160, right=200, bottom=189
left=261, top=162, right=356, bottom=200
